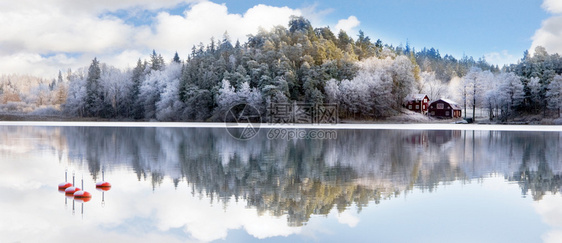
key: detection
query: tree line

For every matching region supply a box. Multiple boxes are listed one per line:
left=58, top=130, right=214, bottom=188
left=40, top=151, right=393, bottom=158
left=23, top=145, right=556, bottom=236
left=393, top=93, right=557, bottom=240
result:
left=2, top=16, right=561, bottom=121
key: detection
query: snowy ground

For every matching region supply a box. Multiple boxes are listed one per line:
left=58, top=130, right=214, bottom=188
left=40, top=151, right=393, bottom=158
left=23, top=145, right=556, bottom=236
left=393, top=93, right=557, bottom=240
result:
left=0, top=108, right=560, bottom=131
left=0, top=121, right=561, bottom=132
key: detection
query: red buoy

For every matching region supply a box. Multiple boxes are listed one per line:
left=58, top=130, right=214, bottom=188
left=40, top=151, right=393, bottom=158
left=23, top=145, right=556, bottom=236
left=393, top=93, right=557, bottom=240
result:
left=58, top=182, right=73, bottom=191
left=96, top=169, right=112, bottom=191
left=95, top=181, right=111, bottom=191
left=65, top=187, right=81, bottom=196
left=58, top=170, right=72, bottom=191
left=74, top=197, right=92, bottom=203
left=73, top=190, right=92, bottom=201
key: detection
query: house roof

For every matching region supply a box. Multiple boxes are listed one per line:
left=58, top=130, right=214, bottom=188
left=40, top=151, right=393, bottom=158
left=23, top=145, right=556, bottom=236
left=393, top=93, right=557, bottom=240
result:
left=403, top=94, right=428, bottom=105
left=404, top=94, right=428, bottom=101
left=430, top=98, right=462, bottom=110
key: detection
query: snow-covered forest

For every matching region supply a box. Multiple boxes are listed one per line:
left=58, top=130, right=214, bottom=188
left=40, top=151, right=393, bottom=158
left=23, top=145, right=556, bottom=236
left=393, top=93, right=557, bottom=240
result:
left=1, top=16, right=562, bottom=122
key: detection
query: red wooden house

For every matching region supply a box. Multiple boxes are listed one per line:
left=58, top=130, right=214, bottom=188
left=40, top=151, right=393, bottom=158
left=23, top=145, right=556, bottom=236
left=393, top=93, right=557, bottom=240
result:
left=403, top=94, right=429, bottom=114
left=428, top=99, right=462, bottom=118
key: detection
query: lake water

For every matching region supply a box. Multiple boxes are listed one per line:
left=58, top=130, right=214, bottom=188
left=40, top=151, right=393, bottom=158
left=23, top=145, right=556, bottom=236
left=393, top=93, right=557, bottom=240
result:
left=1, top=125, right=562, bottom=243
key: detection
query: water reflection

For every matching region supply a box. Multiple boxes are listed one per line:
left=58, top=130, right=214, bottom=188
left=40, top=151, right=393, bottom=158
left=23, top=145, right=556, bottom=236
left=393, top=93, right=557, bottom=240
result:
left=1, top=126, right=562, bottom=242
left=2, top=126, right=561, bottom=225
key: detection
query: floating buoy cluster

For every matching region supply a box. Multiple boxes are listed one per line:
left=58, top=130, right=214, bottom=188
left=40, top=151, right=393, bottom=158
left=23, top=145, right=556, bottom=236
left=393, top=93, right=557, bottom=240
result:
left=58, top=170, right=111, bottom=204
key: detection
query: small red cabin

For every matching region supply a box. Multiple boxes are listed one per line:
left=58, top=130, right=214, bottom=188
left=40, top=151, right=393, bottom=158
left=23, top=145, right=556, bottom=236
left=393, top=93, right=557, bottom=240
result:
left=428, top=99, right=462, bottom=119
left=403, top=94, right=429, bottom=114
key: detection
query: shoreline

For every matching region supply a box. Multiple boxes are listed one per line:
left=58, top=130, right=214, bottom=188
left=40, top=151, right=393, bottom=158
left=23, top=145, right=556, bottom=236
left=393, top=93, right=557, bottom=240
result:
left=0, top=120, right=561, bottom=131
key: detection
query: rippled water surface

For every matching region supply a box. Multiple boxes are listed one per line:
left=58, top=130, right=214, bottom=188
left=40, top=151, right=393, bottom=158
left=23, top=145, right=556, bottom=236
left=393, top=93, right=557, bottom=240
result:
left=1, top=126, right=562, bottom=242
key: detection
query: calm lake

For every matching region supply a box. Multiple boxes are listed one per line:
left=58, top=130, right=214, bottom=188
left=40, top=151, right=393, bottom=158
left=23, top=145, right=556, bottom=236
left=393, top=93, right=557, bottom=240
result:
left=1, top=125, right=562, bottom=243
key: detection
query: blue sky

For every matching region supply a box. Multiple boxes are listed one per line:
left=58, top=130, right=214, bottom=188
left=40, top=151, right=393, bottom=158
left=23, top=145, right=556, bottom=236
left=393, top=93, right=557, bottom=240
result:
left=214, top=0, right=549, bottom=64
left=0, top=0, right=560, bottom=78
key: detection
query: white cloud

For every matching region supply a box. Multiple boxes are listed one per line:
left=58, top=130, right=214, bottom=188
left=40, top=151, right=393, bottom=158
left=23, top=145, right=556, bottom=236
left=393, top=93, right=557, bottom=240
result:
left=0, top=52, right=80, bottom=78
left=334, top=16, right=360, bottom=33
left=530, top=0, right=562, bottom=56
left=531, top=15, right=562, bottom=56
left=141, top=2, right=302, bottom=56
left=0, top=0, right=354, bottom=78
left=0, top=3, right=140, bottom=55
left=542, top=0, right=562, bottom=14
left=542, top=231, right=562, bottom=243
left=54, top=0, right=201, bottom=14
left=533, top=195, right=562, bottom=243
left=483, top=50, right=517, bottom=66
left=101, top=50, right=147, bottom=70
left=336, top=211, right=360, bottom=227
left=0, top=149, right=302, bottom=243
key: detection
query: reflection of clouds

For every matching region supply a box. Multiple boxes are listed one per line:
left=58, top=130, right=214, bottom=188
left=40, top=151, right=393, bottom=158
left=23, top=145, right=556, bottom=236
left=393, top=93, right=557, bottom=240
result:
left=336, top=211, right=360, bottom=228
left=534, top=194, right=562, bottom=243
left=0, top=154, right=69, bottom=242
left=0, top=144, right=31, bottom=153
left=4, top=126, right=562, bottom=242
left=0, top=151, right=302, bottom=243
left=543, top=231, right=562, bottom=243
left=152, top=187, right=301, bottom=242
left=83, top=170, right=301, bottom=242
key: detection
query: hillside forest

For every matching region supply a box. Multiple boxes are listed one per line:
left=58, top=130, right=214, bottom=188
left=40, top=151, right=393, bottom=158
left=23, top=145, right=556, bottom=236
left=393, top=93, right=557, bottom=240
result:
left=1, top=16, right=562, bottom=122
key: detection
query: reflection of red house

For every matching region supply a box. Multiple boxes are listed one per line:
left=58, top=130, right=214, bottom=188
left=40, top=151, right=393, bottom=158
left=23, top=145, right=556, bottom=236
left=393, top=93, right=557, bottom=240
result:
left=427, top=130, right=461, bottom=145
left=403, top=94, right=429, bottom=114
left=428, top=99, right=462, bottom=118
left=405, top=131, right=428, bottom=147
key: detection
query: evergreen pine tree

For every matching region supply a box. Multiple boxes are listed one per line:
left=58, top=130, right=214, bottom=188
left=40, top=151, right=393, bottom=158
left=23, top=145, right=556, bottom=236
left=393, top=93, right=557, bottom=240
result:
left=173, top=52, right=181, bottom=64
left=85, top=58, right=102, bottom=116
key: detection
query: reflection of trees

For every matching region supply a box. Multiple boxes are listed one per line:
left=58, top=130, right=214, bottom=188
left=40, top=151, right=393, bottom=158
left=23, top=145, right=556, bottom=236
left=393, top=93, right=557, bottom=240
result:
left=506, top=132, right=562, bottom=200
left=58, top=128, right=433, bottom=226
left=4, top=126, right=562, bottom=226
left=176, top=130, right=397, bottom=226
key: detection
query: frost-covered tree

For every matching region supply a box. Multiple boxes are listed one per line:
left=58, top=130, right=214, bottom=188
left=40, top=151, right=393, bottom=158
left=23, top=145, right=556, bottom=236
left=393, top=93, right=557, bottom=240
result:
left=420, top=71, right=447, bottom=101
left=57, top=70, right=63, bottom=84
left=150, top=50, right=165, bottom=71
left=140, top=62, right=182, bottom=119
left=28, top=84, right=51, bottom=107
left=216, top=79, right=237, bottom=113
left=327, top=56, right=401, bottom=119
left=324, top=79, right=339, bottom=104
left=99, top=66, right=132, bottom=118
left=130, top=59, right=147, bottom=119
left=238, top=81, right=263, bottom=111
left=64, top=68, right=88, bottom=116
left=546, top=75, right=562, bottom=117
left=53, top=81, right=67, bottom=107
left=85, top=58, right=102, bottom=117
left=391, top=55, right=416, bottom=109
left=497, top=72, right=524, bottom=118
left=462, top=67, right=492, bottom=121
left=156, top=64, right=184, bottom=121
left=528, top=77, right=541, bottom=113
left=215, top=79, right=263, bottom=120
left=172, top=52, right=181, bottom=64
